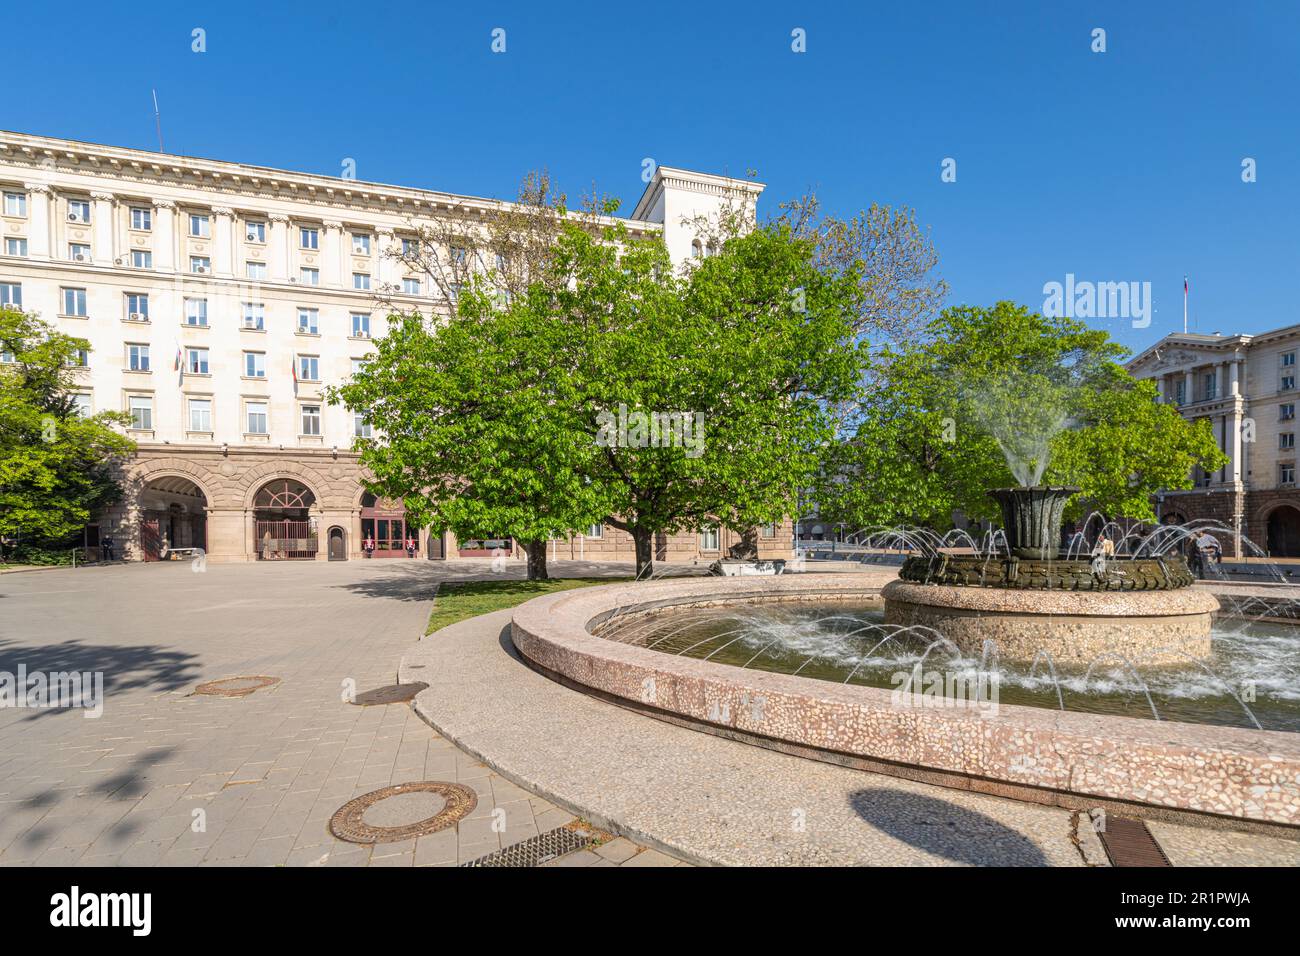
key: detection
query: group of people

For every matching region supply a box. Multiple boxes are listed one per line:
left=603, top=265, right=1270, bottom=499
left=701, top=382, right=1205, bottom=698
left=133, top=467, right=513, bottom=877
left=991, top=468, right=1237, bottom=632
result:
left=1085, top=528, right=1222, bottom=579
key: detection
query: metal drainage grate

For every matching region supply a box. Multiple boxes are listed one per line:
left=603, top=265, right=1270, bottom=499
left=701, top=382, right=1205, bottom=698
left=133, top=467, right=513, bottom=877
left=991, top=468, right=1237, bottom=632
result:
left=460, top=824, right=599, bottom=867
left=1097, top=817, right=1171, bottom=867
left=351, top=682, right=428, bottom=706
left=329, top=781, right=477, bottom=844
left=193, top=675, right=280, bottom=698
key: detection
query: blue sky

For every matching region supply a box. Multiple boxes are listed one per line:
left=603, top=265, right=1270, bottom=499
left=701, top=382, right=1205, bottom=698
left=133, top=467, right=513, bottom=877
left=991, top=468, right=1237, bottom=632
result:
left=5, top=1, right=1296, bottom=355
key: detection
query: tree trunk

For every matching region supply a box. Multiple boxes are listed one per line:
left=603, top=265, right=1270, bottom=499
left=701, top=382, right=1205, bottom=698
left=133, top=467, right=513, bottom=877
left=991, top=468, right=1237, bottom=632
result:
left=523, top=538, right=549, bottom=580
left=632, top=527, right=654, bottom=579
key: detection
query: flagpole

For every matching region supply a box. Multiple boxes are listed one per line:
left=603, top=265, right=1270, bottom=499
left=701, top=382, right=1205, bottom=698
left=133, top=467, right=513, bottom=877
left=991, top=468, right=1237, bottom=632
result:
left=1183, top=275, right=1188, bottom=334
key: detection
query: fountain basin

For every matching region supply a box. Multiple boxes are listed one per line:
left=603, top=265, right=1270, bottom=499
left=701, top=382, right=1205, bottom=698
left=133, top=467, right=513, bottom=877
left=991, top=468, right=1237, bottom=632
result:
left=882, top=580, right=1218, bottom=665
left=510, top=574, right=1299, bottom=828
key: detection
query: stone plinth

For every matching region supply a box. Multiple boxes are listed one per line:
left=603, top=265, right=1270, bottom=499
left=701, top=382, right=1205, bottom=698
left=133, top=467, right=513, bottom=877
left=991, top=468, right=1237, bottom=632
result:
left=882, top=580, right=1218, bottom=664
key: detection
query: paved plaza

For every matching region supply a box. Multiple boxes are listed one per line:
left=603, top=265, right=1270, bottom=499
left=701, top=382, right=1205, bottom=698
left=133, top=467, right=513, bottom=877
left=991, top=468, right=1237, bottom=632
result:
left=0, top=559, right=679, bottom=867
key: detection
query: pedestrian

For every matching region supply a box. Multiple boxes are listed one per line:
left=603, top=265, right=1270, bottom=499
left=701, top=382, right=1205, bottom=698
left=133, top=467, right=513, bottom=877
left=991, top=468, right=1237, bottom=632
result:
left=405, top=536, right=416, bottom=558
left=1090, top=533, right=1114, bottom=580
left=101, top=534, right=115, bottom=562
left=364, top=535, right=375, bottom=558
left=1193, top=530, right=1221, bottom=578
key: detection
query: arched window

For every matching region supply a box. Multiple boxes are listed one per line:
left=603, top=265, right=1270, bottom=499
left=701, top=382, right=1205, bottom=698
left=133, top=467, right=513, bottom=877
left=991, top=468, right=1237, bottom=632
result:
left=691, top=239, right=703, bottom=258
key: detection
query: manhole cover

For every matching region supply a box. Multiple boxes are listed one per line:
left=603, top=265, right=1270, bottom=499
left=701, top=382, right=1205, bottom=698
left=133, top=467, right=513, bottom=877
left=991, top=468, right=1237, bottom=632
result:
left=351, top=682, right=428, bottom=706
left=329, top=782, right=477, bottom=844
left=193, top=676, right=280, bottom=697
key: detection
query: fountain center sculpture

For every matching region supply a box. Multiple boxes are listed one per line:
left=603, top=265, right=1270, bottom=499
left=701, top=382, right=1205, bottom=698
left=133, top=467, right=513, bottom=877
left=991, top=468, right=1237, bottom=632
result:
left=882, top=485, right=1219, bottom=664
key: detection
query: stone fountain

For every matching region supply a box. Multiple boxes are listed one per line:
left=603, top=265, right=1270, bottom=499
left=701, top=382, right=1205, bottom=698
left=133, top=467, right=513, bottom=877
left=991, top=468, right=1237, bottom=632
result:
left=881, top=486, right=1220, bottom=664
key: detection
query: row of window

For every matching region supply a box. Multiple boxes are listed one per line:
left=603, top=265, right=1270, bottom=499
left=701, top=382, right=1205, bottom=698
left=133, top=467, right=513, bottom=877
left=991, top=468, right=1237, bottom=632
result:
left=117, top=393, right=368, bottom=438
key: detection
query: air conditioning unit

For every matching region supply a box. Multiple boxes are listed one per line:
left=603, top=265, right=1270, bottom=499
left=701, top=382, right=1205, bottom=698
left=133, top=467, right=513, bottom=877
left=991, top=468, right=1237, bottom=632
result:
left=73, top=253, right=87, bottom=262
left=195, top=266, right=208, bottom=274
left=247, top=234, right=259, bottom=242
left=67, top=212, right=83, bottom=223
left=129, top=312, right=144, bottom=322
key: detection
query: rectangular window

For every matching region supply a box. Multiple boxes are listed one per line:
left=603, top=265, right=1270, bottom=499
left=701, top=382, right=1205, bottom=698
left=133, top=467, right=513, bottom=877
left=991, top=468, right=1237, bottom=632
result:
left=189, top=398, right=212, bottom=432
left=0, top=348, right=15, bottom=363
left=67, top=347, right=89, bottom=368
left=699, top=527, right=720, bottom=551
left=300, top=227, right=318, bottom=249
left=1283, top=374, right=1296, bottom=392
left=350, top=313, right=370, bottom=338
left=246, top=260, right=267, bottom=280
left=242, top=303, right=265, bottom=330
left=62, top=287, right=87, bottom=316
left=71, top=393, right=92, bottom=417
left=246, top=401, right=268, bottom=435
left=300, top=267, right=319, bottom=286
left=0, top=282, right=20, bottom=307
left=185, top=298, right=208, bottom=327
left=189, top=213, right=210, bottom=238
left=353, top=412, right=371, bottom=438
left=402, top=277, right=420, bottom=295
left=352, top=272, right=370, bottom=290
left=298, top=355, right=319, bottom=381
left=1283, top=352, right=1296, bottom=367
left=186, top=347, right=209, bottom=375
left=297, top=308, right=319, bottom=334
left=68, top=243, right=91, bottom=262
left=127, top=343, right=150, bottom=371
left=3, top=192, right=26, bottom=217
left=190, top=255, right=211, bottom=274
left=760, top=521, right=778, bottom=539
left=351, top=357, right=367, bottom=376
left=243, top=352, right=266, bottom=378
left=301, top=404, right=321, bottom=436
left=130, top=207, right=152, bottom=231
left=245, top=221, right=266, bottom=243
left=1281, top=433, right=1295, bottom=451
left=125, top=293, right=149, bottom=321
left=352, top=234, right=370, bottom=255
left=450, top=245, right=467, bottom=266
left=129, top=395, right=152, bottom=430
left=4, top=237, right=26, bottom=257
left=130, top=249, right=152, bottom=268
left=67, top=199, right=91, bottom=223
left=1203, top=372, right=1217, bottom=401
left=1175, top=379, right=1187, bottom=405
left=1282, top=404, right=1296, bottom=422
left=587, top=524, right=604, bottom=539
left=401, top=238, right=418, bottom=256
left=1282, top=463, right=1296, bottom=486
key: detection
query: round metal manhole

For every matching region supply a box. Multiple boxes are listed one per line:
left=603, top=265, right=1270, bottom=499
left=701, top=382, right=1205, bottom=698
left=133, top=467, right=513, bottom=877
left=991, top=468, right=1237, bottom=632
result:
left=329, top=782, right=477, bottom=844
left=351, top=682, right=428, bottom=706
left=193, top=676, right=281, bottom=698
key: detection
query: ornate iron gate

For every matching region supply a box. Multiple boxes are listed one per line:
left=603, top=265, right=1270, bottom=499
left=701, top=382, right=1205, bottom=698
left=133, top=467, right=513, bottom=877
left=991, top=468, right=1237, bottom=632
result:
left=255, top=520, right=318, bottom=560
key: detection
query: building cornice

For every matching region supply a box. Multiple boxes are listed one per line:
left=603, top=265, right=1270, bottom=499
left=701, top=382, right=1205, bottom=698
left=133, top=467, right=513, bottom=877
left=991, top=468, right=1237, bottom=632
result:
left=0, top=129, right=661, bottom=237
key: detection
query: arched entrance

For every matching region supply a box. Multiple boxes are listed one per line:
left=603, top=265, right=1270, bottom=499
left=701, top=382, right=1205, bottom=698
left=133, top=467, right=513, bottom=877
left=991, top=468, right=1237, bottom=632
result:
left=1267, top=505, right=1300, bottom=557
left=253, top=479, right=318, bottom=560
left=139, top=476, right=207, bottom=561
left=328, top=526, right=347, bottom=561
left=360, top=493, right=416, bottom=558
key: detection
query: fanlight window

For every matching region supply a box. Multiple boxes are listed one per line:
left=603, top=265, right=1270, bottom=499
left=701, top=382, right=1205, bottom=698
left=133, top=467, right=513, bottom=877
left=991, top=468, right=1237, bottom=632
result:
left=254, top=480, right=316, bottom=510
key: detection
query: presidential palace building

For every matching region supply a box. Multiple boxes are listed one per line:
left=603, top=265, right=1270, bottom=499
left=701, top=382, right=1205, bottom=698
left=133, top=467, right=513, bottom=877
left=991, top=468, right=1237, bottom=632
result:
left=0, top=130, right=790, bottom=564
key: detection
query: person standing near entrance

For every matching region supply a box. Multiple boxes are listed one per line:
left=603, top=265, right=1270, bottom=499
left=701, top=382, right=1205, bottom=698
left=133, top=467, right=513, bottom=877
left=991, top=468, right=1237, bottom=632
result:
left=364, top=535, right=375, bottom=558
left=405, top=535, right=416, bottom=558
left=101, top=533, right=115, bottom=562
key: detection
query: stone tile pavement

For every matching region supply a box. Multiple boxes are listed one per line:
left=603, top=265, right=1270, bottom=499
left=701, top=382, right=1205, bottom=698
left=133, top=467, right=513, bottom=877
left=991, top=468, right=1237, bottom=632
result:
left=0, top=558, right=678, bottom=867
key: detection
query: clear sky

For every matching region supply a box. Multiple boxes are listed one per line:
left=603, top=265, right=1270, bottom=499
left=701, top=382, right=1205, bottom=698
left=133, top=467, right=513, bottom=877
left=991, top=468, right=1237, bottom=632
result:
left=4, top=0, right=1296, bottom=355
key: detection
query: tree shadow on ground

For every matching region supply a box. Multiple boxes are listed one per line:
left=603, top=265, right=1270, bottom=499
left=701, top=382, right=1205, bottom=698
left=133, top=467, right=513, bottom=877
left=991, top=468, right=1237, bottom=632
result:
left=335, top=559, right=635, bottom=604
left=848, top=787, right=1050, bottom=866
left=0, top=638, right=202, bottom=721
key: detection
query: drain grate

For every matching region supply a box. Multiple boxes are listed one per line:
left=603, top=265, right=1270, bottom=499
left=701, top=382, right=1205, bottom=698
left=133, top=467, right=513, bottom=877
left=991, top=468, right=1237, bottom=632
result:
left=351, top=682, right=428, bottom=706
left=329, top=782, right=477, bottom=844
left=1097, top=817, right=1171, bottom=867
left=193, top=676, right=280, bottom=697
left=460, top=825, right=597, bottom=867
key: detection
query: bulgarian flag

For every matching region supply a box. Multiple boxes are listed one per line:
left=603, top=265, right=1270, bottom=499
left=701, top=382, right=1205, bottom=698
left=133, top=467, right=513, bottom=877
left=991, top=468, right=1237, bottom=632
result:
left=174, top=340, right=183, bottom=383
left=292, top=356, right=298, bottom=392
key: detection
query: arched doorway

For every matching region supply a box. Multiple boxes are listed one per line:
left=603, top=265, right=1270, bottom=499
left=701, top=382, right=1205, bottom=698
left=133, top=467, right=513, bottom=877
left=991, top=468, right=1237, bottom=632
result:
left=328, top=526, right=347, bottom=561
left=360, top=493, right=416, bottom=558
left=139, top=476, right=207, bottom=561
left=1267, top=505, right=1300, bottom=557
left=253, top=479, right=318, bottom=560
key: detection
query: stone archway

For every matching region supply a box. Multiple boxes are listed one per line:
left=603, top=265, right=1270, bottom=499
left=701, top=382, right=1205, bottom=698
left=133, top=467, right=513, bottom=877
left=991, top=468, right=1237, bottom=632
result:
left=137, top=474, right=208, bottom=561
left=252, top=478, right=319, bottom=560
left=1266, top=505, right=1300, bottom=558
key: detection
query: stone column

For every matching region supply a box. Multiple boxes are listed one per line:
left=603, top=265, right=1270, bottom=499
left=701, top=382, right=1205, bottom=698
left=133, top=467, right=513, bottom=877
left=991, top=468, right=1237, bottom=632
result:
left=322, top=220, right=343, bottom=287
left=1154, top=376, right=1165, bottom=402
left=23, top=183, right=52, bottom=259
left=212, top=207, right=235, bottom=277
left=153, top=199, right=177, bottom=272
left=1183, top=369, right=1194, bottom=405
left=91, top=192, right=116, bottom=265
left=268, top=214, right=290, bottom=281
left=1229, top=357, right=1241, bottom=397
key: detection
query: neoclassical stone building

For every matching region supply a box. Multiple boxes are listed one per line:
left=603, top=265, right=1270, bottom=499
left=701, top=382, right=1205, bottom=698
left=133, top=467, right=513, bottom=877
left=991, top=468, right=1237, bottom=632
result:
left=1, top=129, right=789, bottom=563
left=1128, top=325, right=1300, bottom=557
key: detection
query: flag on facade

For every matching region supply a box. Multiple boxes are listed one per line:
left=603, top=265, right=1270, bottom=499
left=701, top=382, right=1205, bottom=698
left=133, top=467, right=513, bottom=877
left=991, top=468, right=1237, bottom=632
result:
left=292, top=357, right=298, bottom=393
left=174, top=340, right=183, bottom=384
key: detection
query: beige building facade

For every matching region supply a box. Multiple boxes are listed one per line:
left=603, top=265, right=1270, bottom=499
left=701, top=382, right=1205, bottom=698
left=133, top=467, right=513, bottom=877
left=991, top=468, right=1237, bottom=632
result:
left=0, top=130, right=786, bottom=565
left=1127, top=326, right=1300, bottom=556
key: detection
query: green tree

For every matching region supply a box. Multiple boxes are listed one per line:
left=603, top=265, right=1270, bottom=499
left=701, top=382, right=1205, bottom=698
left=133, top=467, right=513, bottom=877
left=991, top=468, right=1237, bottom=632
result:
left=815, top=301, right=1225, bottom=530
left=0, top=307, right=135, bottom=559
